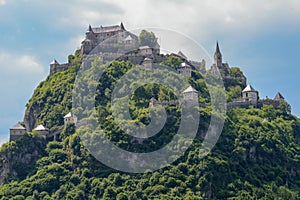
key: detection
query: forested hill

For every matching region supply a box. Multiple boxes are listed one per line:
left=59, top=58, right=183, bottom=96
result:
left=0, top=51, right=299, bottom=199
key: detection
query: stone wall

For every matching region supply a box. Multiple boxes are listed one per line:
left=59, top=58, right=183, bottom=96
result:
left=9, top=135, right=24, bottom=142
left=50, top=63, right=72, bottom=75
left=227, top=99, right=282, bottom=109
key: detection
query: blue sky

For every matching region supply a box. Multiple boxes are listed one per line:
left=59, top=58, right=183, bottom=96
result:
left=0, top=0, right=300, bottom=145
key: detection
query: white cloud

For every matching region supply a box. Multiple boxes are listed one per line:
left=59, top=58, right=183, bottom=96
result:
left=79, top=0, right=300, bottom=39
left=0, top=52, right=44, bottom=76
left=10, top=0, right=298, bottom=63
left=0, top=134, right=8, bottom=147
left=0, top=0, right=5, bottom=6
left=0, top=51, right=45, bottom=136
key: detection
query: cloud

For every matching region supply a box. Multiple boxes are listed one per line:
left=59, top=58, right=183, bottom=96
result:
left=43, top=0, right=300, bottom=62
left=0, top=52, right=44, bottom=76
left=0, top=134, right=8, bottom=147
left=0, top=0, right=5, bottom=6
left=83, top=0, right=300, bottom=40
left=0, top=51, right=45, bottom=135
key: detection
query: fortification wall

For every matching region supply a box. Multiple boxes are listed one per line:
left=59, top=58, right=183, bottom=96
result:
left=50, top=63, right=71, bottom=75
left=227, top=99, right=282, bottom=109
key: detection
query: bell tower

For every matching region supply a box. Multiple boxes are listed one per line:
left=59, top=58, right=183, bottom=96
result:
left=214, top=42, right=222, bottom=67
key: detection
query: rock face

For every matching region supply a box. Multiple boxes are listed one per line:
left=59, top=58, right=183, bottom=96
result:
left=24, top=103, right=39, bottom=132
left=0, top=135, right=46, bottom=185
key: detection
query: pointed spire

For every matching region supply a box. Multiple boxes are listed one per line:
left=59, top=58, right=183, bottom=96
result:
left=88, top=24, right=92, bottom=32
left=216, top=41, right=221, bottom=54
left=120, top=22, right=126, bottom=30
left=50, top=59, right=59, bottom=65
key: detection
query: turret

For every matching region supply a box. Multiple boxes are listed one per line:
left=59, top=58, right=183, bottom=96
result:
left=10, top=122, right=26, bottom=141
left=85, top=24, right=95, bottom=40
left=142, top=57, right=153, bottom=69
left=242, top=84, right=259, bottom=104
left=183, top=86, right=198, bottom=101
left=50, top=59, right=60, bottom=75
left=178, top=62, right=192, bottom=77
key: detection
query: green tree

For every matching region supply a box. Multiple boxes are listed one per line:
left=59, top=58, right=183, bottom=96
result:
left=138, top=30, right=158, bottom=48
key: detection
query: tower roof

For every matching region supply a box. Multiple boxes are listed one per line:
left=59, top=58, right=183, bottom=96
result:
left=177, top=51, right=188, bottom=60
left=143, top=57, right=152, bottom=62
left=139, top=46, right=151, bottom=50
left=10, top=122, right=26, bottom=130
left=88, top=24, right=92, bottom=32
left=50, top=59, right=59, bottom=65
left=183, top=86, right=198, bottom=93
left=34, top=125, right=48, bottom=131
left=92, top=23, right=126, bottom=34
left=64, top=112, right=76, bottom=118
left=216, top=41, right=221, bottom=54
left=124, top=35, right=132, bottom=41
left=242, top=84, right=257, bottom=93
left=274, top=92, right=284, bottom=100
left=179, top=62, right=192, bottom=68
left=120, top=22, right=125, bottom=30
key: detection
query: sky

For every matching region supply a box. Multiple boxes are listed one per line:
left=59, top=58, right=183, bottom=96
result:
left=0, top=0, right=300, bottom=145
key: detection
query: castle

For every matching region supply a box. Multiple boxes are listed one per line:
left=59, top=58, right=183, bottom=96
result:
left=227, top=84, right=285, bottom=109
left=50, top=23, right=162, bottom=75
left=209, top=43, right=285, bottom=109
left=11, top=23, right=289, bottom=142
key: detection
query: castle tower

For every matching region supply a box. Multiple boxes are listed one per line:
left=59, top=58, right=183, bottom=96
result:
left=81, top=39, right=94, bottom=54
left=85, top=24, right=95, bottom=40
left=183, top=86, right=198, bottom=101
left=64, top=112, right=77, bottom=126
left=81, top=25, right=96, bottom=55
left=10, top=122, right=26, bottom=142
left=34, top=125, right=49, bottom=138
left=242, top=84, right=259, bottom=104
left=214, top=42, right=222, bottom=67
left=142, top=57, right=153, bottom=69
left=178, top=62, right=192, bottom=77
left=50, top=59, right=60, bottom=74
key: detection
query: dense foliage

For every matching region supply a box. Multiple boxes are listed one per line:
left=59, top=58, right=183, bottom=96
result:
left=138, top=30, right=158, bottom=48
left=0, top=51, right=299, bottom=199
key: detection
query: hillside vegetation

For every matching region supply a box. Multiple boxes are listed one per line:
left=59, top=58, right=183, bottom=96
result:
left=0, top=52, right=299, bottom=199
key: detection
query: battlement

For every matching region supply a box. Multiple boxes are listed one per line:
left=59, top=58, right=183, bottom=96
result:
left=81, top=23, right=139, bottom=56
left=50, top=60, right=71, bottom=75
left=227, top=86, right=285, bottom=109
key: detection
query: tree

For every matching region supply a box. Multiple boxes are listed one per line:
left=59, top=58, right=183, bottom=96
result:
left=200, top=59, right=206, bottom=72
left=138, top=30, right=158, bottom=48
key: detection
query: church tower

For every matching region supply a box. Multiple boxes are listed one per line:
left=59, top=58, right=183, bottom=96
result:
left=214, top=42, right=222, bottom=67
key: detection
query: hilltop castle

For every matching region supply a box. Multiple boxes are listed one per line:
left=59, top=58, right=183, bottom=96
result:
left=50, top=23, right=162, bottom=75
left=12, top=23, right=289, bottom=142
